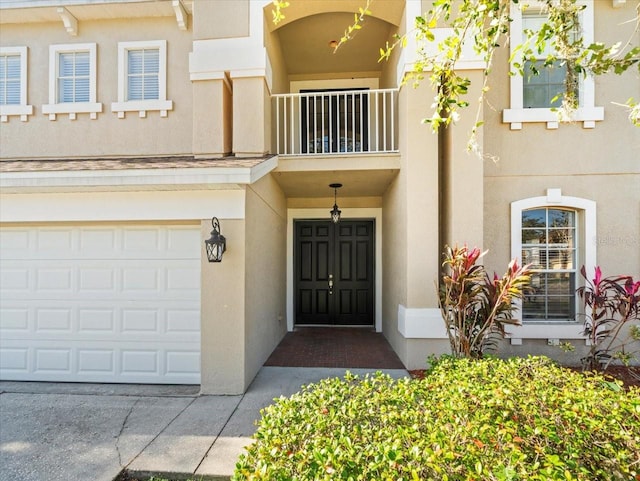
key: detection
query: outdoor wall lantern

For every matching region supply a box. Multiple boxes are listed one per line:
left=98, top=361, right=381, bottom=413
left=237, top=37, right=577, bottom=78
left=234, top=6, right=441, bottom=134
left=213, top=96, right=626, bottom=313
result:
left=329, top=183, right=342, bottom=223
left=205, top=217, right=226, bottom=262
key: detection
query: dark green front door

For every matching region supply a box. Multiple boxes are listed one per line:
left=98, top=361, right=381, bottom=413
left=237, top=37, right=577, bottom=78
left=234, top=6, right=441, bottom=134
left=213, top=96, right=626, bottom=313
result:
left=294, top=220, right=375, bottom=325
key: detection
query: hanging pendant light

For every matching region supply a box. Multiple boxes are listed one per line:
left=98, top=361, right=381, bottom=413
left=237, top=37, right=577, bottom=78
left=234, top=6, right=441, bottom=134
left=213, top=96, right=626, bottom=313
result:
left=329, top=183, right=342, bottom=223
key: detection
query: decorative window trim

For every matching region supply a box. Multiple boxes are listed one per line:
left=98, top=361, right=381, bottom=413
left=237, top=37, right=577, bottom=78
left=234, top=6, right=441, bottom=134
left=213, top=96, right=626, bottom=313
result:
left=42, top=43, right=102, bottom=120
left=0, top=46, right=33, bottom=122
left=503, top=1, right=603, bottom=130
left=111, top=40, right=173, bottom=118
left=509, top=189, right=596, bottom=342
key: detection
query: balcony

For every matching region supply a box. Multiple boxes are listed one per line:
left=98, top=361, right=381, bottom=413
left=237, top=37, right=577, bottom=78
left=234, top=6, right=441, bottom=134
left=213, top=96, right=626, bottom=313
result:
left=273, top=89, right=398, bottom=156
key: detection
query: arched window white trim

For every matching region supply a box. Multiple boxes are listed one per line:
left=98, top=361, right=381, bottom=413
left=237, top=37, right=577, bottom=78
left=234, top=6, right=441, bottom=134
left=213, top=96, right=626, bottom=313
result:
left=509, top=189, right=596, bottom=341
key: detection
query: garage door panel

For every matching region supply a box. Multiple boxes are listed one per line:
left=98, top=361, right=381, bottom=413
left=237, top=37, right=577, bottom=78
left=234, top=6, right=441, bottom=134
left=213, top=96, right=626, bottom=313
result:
left=0, top=340, right=200, bottom=383
left=1, top=226, right=201, bottom=261
left=1, top=301, right=200, bottom=342
left=1, top=260, right=200, bottom=300
left=0, top=224, right=201, bottom=384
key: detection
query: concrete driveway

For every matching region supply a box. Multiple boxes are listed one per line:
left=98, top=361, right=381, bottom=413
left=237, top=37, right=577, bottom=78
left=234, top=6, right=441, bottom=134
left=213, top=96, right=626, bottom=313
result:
left=0, top=367, right=408, bottom=481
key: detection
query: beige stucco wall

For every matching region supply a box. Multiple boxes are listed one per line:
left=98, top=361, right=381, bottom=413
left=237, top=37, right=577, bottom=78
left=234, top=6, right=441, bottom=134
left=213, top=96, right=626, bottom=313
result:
left=382, top=81, right=442, bottom=369
left=193, top=0, right=249, bottom=40
left=192, top=78, right=232, bottom=157
left=243, top=175, right=288, bottom=387
left=0, top=18, right=193, bottom=159
left=232, top=76, right=270, bottom=156
left=200, top=218, right=246, bottom=395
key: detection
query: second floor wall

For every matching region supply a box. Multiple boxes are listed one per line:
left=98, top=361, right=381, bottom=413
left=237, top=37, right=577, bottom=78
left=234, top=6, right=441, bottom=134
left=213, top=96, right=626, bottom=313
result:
left=1, top=15, right=194, bottom=159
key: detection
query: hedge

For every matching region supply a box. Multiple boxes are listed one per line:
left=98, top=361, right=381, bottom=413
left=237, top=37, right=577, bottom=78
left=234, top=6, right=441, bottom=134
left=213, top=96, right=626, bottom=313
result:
left=233, top=356, right=640, bottom=481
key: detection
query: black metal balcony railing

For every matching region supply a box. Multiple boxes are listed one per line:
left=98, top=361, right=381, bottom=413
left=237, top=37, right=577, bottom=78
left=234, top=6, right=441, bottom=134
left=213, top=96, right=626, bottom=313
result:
left=273, top=88, right=398, bottom=156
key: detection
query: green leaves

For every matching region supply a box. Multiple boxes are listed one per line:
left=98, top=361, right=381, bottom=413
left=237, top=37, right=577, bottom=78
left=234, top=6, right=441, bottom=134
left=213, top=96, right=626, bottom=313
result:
left=233, top=358, right=640, bottom=480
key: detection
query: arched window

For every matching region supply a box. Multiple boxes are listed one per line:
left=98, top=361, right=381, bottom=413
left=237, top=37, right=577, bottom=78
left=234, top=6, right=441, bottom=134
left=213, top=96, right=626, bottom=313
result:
left=510, top=189, right=596, bottom=340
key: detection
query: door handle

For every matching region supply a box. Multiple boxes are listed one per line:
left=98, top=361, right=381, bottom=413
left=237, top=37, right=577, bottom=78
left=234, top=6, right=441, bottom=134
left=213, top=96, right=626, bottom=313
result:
left=328, top=274, right=333, bottom=294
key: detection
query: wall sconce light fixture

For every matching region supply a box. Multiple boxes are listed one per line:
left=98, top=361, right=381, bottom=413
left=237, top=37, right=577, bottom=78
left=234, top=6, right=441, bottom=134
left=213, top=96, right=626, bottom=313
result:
left=329, top=183, right=342, bottom=224
left=205, top=217, right=226, bottom=262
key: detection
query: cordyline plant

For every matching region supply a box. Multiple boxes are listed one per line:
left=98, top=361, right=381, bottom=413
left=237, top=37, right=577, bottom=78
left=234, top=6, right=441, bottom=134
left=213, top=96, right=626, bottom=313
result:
left=438, top=245, right=530, bottom=358
left=577, top=266, right=640, bottom=371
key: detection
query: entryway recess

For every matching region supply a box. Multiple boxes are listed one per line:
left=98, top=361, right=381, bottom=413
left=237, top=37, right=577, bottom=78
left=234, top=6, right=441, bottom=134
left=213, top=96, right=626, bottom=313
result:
left=294, top=219, right=375, bottom=326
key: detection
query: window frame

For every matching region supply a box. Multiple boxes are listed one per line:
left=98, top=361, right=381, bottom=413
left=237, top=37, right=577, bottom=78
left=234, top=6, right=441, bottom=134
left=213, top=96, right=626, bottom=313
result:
left=0, top=46, right=33, bottom=122
left=43, top=43, right=102, bottom=120
left=503, top=1, right=604, bottom=130
left=509, top=189, right=596, bottom=341
left=521, top=207, right=578, bottom=322
left=111, top=40, right=173, bottom=118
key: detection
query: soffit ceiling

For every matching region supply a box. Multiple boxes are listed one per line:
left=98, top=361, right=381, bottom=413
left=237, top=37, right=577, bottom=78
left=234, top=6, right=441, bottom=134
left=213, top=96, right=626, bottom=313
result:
left=277, top=12, right=395, bottom=76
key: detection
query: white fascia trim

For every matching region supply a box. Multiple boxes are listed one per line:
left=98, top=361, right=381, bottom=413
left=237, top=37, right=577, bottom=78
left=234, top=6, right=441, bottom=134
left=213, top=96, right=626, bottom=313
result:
left=0, top=160, right=278, bottom=193
left=286, top=208, right=383, bottom=333
left=397, top=305, right=447, bottom=339
left=0, top=189, right=246, bottom=223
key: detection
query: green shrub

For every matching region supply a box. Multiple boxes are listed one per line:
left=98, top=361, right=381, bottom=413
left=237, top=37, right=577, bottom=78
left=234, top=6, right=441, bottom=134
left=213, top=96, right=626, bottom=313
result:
left=233, top=356, right=640, bottom=481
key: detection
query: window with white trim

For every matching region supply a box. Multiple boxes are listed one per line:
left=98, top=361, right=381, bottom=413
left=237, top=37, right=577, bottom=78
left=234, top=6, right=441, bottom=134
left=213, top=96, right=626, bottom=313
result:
left=521, top=208, right=577, bottom=321
left=43, top=43, right=102, bottom=120
left=522, top=15, right=575, bottom=109
left=111, top=40, right=173, bottom=118
left=509, top=190, right=596, bottom=340
left=0, top=46, right=32, bottom=122
left=503, top=1, right=603, bottom=130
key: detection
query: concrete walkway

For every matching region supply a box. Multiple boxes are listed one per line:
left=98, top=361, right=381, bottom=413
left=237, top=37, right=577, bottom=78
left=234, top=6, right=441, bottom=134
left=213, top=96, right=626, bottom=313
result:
left=0, top=367, right=408, bottom=481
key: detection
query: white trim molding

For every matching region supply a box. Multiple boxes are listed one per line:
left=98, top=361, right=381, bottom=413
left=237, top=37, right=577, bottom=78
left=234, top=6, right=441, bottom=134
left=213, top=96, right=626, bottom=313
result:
left=42, top=43, right=102, bottom=120
left=111, top=40, right=173, bottom=119
left=397, top=305, right=447, bottom=339
left=0, top=189, right=245, bottom=223
left=56, top=6, right=78, bottom=36
left=509, top=189, right=596, bottom=342
left=503, top=1, right=603, bottom=130
left=0, top=46, right=33, bottom=122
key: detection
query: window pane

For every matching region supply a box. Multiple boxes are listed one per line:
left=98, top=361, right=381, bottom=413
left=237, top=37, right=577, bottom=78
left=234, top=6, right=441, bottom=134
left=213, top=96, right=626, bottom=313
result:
left=522, top=209, right=546, bottom=227
left=143, top=75, right=159, bottom=100
left=128, top=75, right=143, bottom=101
left=549, top=209, right=575, bottom=227
left=521, top=207, right=578, bottom=322
left=75, top=78, right=90, bottom=102
left=548, top=249, right=574, bottom=270
left=6, top=55, right=21, bottom=79
left=128, top=50, right=143, bottom=74
left=2, top=54, right=23, bottom=104
left=59, top=53, right=76, bottom=77
left=522, top=228, right=546, bottom=244
left=523, top=60, right=567, bottom=108
left=74, top=52, right=90, bottom=77
left=59, top=78, right=74, bottom=103
left=143, top=49, right=159, bottom=74
left=5, top=79, right=20, bottom=104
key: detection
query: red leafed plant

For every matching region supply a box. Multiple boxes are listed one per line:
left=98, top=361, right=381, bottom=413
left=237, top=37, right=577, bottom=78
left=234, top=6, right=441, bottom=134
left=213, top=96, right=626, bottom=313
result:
left=577, top=266, right=640, bottom=371
left=438, top=245, right=531, bottom=358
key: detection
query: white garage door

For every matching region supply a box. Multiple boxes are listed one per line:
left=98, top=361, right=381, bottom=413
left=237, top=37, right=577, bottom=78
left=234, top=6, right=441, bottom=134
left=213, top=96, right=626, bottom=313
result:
left=0, top=224, right=201, bottom=384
